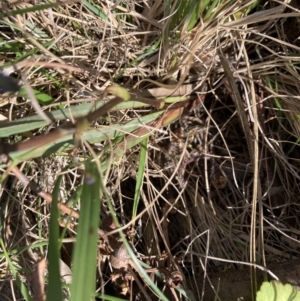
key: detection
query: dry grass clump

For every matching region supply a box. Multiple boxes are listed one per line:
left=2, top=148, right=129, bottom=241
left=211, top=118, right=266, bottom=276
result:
left=0, top=0, right=300, bottom=300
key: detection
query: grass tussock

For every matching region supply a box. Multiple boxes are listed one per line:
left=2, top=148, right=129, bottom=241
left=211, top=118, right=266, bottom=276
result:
left=0, top=0, right=300, bottom=300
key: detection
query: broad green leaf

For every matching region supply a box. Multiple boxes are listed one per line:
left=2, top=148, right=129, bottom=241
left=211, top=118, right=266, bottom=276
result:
left=256, top=281, right=300, bottom=301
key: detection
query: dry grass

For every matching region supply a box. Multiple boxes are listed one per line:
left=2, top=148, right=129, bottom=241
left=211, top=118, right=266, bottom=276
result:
left=1, top=0, right=300, bottom=300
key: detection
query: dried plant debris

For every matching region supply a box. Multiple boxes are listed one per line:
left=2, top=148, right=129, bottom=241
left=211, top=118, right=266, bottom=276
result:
left=1, top=0, right=300, bottom=301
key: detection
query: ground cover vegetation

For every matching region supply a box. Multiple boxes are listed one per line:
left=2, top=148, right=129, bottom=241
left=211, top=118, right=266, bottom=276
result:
left=0, top=0, right=300, bottom=300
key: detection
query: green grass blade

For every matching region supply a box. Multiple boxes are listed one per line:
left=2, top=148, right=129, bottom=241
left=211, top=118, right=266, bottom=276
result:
left=0, top=239, right=32, bottom=301
left=119, top=233, right=170, bottom=301
left=0, top=99, right=161, bottom=137
left=25, top=20, right=50, bottom=39
left=0, top=2, right=63, bottom=18
left=8, top=110, right=163, bottom=162
left=114, top=38, right=161, bottom=79
left=70, top=162, right=101, bottom=301
left=203, top=0, right=221, bottom=20
left=19, top=88, right=53, bottom=105
left=185, top=0, right=201, bottom=31
left=46, top=175, right=64, bottom=301
left=0, top=241, right=49, bottom=260
left=0, top=35, right=55, bottom=65
left=82, top=0, right=108, bottom=21
left=132, top=138, right=148, bottom=220
left=170, top=0, right=201, bottom=32
left=102, top=186, right=170, bottom=301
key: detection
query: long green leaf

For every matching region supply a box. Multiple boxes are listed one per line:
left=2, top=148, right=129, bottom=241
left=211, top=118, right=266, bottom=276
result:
left=0, top=100, right=155, bottom=137
left=132, top=138, right=148, bottom=220
left=70, top=162, right=101, bottom=301
left=8, top=110, right=163, bottom=162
